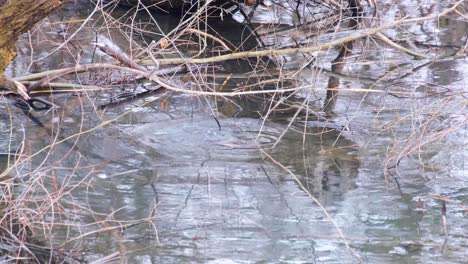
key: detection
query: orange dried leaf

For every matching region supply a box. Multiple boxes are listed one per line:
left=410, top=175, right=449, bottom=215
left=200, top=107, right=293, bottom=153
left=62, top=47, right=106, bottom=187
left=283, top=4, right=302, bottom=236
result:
left=160, top=39, right=169, bottom=48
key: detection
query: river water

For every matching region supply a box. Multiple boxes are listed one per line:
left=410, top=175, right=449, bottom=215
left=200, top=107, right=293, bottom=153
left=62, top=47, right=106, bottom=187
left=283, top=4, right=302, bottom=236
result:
left=0, top=0, right=467, bottom=263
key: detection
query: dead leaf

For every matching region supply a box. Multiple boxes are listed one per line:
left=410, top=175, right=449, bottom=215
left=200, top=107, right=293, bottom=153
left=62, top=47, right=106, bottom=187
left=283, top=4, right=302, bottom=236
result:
left=160, top=39, right=169, bottom=48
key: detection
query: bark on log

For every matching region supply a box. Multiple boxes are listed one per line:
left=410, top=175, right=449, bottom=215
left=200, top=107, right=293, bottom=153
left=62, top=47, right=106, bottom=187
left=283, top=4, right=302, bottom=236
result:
left=0, top=0, right=65, bottom=96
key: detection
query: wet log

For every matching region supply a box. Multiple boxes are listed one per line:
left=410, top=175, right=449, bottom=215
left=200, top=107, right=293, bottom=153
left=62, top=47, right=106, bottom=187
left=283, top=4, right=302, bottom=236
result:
left=0, top=0, right=65, bottom=97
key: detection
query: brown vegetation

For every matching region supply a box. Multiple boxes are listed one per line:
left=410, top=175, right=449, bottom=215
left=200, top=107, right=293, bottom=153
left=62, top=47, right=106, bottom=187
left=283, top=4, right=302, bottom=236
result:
left=0, top=0, right=466, bottom=262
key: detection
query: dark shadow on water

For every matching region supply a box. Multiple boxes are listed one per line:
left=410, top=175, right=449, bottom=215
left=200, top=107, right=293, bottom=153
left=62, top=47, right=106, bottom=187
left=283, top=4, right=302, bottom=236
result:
left=272, top=127, right=360, bottom=200
left=323, top=12, right=359, bottom=114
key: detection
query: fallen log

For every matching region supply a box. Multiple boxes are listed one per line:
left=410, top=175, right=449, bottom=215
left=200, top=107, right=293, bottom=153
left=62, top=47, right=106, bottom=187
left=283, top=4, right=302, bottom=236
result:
left=0, top=0, right=65, bottom=99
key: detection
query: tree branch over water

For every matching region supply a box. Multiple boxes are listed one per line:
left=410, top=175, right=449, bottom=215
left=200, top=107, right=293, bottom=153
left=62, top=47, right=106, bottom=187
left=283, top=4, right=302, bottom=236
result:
left=139, top=0, right=464, bottom=66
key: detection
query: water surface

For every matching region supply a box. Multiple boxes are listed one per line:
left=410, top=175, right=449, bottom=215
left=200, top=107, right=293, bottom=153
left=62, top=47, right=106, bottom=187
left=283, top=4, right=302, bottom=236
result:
left=1, top=0, right=467, bottom=263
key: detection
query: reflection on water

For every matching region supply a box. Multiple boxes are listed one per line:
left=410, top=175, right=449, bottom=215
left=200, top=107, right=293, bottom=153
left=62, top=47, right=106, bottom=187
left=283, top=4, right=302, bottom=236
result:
left=1, top=0, right=467, bottom=263
left=0, top=154, right=14, bottom=176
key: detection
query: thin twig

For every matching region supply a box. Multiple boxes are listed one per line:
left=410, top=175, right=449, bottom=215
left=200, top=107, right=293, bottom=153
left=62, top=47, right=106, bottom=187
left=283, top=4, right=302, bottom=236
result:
left=137, top=0, right=464, bottom=66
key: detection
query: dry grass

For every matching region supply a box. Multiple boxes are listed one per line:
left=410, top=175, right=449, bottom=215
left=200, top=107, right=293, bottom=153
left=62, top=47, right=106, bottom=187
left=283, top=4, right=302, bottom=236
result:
left=0, top=0, right=466, bottom=262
